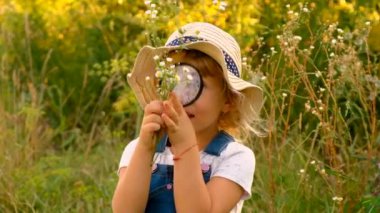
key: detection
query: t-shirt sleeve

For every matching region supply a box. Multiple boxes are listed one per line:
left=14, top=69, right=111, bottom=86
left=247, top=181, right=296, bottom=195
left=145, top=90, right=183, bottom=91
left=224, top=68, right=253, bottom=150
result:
left=117, top=138, right=139, bottom=174
left=211, top=143, right=255, bottom=200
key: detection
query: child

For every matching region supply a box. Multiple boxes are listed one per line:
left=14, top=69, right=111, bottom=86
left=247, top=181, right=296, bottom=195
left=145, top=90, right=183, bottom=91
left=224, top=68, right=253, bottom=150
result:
left=112, top=22, right=264, bottom=213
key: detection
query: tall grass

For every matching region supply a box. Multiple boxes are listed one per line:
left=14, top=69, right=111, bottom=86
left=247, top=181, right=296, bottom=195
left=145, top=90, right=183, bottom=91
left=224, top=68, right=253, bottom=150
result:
left=0, top=9, right=132, bottom=212
left=243, top=3, right=380, bottom=212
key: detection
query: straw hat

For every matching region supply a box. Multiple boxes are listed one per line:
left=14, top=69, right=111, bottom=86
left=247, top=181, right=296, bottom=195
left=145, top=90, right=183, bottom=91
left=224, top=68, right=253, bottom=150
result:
left=128, top=22, right=263, bottom=115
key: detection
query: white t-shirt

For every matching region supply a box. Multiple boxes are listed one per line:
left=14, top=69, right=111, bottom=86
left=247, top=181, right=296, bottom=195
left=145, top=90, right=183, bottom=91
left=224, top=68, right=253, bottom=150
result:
left=118, top=138, right=255, bottom=213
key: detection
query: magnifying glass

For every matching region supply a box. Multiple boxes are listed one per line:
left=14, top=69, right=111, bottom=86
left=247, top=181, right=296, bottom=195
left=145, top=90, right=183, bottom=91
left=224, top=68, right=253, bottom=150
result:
left=172, top=64, right=203, bottom=107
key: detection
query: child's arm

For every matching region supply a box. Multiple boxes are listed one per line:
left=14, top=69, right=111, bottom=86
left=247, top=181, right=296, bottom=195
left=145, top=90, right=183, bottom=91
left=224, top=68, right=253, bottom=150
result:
left=112, top=101, right=164, bottom=213
left=162, top=94, right=245, bottom=212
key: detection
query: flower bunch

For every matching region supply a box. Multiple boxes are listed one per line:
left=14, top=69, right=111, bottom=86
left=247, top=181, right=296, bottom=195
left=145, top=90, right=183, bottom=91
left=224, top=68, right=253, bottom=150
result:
left=153, top=55, right=179, bottom=101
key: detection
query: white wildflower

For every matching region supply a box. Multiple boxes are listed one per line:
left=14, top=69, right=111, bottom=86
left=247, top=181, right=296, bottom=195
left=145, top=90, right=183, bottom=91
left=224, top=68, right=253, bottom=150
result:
left=144, top=1, right=151, bottom=5
left=282, top=93, right=288, bottom=98
left=332, top=196, right=343, bottom=202
left=294, top=35, right=302, bottom=41
left=166, top=57, right=173, bottom=62
left=145, top=10, right=151, bottom=14
left=159, top=61, right=165, bottom=66
left=145, top=76, right=150, bottom=81
left=331, top=39, right=337, bottom=45
left=365, top=21, right=371, bottom=26
left=310, top=160, right=316, bottom=165
left=186, top=74, right=193, bottom=81
left=299, top=169, right=305, bottom=173
left=153, top=55, right=160, bottom=60
left=150, top=3, right=156, bottom=8
left=155, top=71, right=163, bottom=78
left=305, top=101, right=311, bottom=111
left=315, top=71, right=322, bottom=78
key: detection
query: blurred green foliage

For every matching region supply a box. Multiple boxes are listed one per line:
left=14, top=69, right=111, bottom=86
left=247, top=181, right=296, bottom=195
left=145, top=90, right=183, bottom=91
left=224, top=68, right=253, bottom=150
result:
left=0, top=0, right=379, bottom=212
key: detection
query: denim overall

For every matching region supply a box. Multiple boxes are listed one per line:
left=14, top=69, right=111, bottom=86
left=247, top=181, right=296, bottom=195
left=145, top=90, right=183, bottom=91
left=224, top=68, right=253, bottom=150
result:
left=145, top=131, right=234, bottom=213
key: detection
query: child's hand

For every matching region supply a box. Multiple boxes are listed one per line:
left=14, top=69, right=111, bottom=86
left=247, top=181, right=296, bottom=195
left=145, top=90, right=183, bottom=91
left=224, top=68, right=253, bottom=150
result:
left=138, top=100, right=164, bottom=152
left=162, top=93, right=197, bottom=149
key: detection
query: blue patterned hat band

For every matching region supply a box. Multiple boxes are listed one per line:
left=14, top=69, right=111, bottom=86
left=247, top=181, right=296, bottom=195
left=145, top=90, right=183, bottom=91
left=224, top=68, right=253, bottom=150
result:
left=166, top=36, right=240, bottom=78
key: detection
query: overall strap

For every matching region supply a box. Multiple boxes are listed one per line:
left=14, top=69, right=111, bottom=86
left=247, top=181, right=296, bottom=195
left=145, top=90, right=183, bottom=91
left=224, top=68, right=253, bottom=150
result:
left=203, top=130, right=234, bottom=156
left=155, top=131, right=234, bottom=155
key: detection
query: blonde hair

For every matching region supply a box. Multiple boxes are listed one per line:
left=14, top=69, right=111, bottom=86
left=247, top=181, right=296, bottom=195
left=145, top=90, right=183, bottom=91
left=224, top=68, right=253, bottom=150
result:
left=169, top=50, right=265, bottom=140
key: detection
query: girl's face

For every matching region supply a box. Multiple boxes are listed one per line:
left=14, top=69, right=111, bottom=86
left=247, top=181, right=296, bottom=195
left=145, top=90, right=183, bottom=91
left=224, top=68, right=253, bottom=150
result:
left=169, top=50, right=230, bottom=136
left=183, top=74, right=229, bottom=135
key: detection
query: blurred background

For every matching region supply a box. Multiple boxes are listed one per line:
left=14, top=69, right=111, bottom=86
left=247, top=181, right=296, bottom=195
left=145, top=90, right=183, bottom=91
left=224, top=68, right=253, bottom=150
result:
left=0, top=0, right=379, bottom=212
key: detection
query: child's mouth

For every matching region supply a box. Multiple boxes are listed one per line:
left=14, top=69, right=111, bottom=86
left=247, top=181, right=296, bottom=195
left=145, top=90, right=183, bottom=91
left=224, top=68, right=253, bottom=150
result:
left=186, top=113, right=195, bottom=118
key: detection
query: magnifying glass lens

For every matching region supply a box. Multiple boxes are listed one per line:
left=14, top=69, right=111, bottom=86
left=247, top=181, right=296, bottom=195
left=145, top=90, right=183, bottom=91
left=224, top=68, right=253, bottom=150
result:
left=173, top=64, right=203, bottom=106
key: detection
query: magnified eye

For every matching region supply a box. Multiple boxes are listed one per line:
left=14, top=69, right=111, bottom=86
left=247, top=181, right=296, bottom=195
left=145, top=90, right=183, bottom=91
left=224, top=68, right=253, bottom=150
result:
left=172, top=64, right=203, bottom=106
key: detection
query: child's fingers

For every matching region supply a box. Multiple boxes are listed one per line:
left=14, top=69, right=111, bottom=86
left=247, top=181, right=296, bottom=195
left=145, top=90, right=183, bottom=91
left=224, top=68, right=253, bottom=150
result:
left=142, top=114, right=163, bottom=126
left=144, top=100, right=164, bottom=115
left=169, top=92, right=183, bottom=115
left=161, top=113, right=178, bottom=131
left=143, top=123, right=161, bottom=132
left=163, top=101, right=179, bottom=124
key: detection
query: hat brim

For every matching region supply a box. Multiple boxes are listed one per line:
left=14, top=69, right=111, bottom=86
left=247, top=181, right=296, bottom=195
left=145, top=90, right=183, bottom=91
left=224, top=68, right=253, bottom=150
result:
left=127, top=41, right=263, bottom=112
